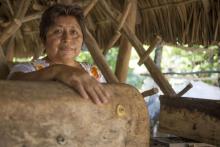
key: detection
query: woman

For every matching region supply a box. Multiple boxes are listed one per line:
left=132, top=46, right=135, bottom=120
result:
left=8, top=4, right=109, bottom=105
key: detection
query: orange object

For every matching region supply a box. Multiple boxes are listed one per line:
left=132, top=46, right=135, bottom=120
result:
left=90, top=66, right=100, bottom=79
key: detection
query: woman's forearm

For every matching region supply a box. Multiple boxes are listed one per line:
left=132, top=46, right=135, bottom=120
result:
left=8, top=64, right=60, bottom=81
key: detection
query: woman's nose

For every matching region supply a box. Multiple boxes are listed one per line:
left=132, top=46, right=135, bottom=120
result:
left=62, top=31, right=71, bottom=42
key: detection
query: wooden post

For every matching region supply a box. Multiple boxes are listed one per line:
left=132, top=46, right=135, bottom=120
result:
left=159, top=95, right=220, bottom=146
left=84, top=29, right=119, bottom=83
left=99, top=0, right=176, bottom=95
left=115, top=0, right=137, bottom=82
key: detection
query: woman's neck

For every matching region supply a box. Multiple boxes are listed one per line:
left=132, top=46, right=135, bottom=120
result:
left=44, top=56, right=80, bottom=68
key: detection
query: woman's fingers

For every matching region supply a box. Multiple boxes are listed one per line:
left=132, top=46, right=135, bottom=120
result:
left=94, top=86, right=108, bottom=104
left=74, top=83, right=89, bottom=100
left=86, top=86, right=102, bottom=105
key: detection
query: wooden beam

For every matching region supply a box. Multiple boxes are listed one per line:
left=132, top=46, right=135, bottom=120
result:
left=177, top=83, right=193, bottom=96
left=21, top=12, right=43, bottom=23
left=115, top=0, right=137, bottom=82
left=99, top=0, right=176, bottom=95
left=103, top=1, right=132, bottom=55
left=84, top=28, right=119, bottom=83
left=83, top=0, right=98, bottom=17
left=138, top=36, right=162, bottom=65
left=140, top=0, right=200, bottom=11
left=15, top=0, right=31, bottom=19
left=159, top=95, right=220, bottom=146
left=5, top=0, right=14, bottom=16
left=0, top=19, right=21, bottom=46
left=141, top=88, right=158, bottom=97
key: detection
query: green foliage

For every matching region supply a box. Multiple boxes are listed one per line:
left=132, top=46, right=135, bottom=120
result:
left=76, top=51, right=93, bottom=64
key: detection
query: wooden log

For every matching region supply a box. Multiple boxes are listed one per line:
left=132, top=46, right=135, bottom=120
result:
left=0, top=80, right=149, bottom=147
left=0, top=19, right=21, bottom=46
left=99, top=0, right=176, bottom=95
left=84, top=29, right=119, bottom=83
left=159, top=95, right=220, bottom=146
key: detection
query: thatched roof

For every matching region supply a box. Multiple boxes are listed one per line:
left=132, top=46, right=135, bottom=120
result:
left=0, top=0, right=219, bottom=58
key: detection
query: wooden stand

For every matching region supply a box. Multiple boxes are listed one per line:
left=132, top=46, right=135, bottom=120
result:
left=159, top=95, right=220, bottom=146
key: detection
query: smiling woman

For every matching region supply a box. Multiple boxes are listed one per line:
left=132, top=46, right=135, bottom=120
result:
left=8, top=4, right=110, bottom=105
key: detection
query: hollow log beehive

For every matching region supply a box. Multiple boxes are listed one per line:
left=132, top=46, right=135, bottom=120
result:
left=0, top=80, right=149, bottom=147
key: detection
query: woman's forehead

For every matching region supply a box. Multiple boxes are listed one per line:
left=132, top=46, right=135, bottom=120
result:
left=52, top=16, right=81, bottom=28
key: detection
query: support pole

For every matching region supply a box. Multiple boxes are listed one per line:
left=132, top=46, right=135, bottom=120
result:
left=115, top=0, right=137, bottom=82
left=99, top=0, right=176, bottom=95
left=85, top=29, right=119, bottom=83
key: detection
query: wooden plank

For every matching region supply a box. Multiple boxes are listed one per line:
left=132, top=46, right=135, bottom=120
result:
left=159, top=95, right=220, bottom=146
left=0, top=81, right=149, bottom=147
left=99, top=0, right=176, bottom=95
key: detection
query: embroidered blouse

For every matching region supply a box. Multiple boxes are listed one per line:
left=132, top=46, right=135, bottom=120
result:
left=8, top=59, right=106, bottom=83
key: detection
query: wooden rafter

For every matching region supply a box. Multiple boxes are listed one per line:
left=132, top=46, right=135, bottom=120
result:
left=100, top=0, right=176, bottom=95
left=83, top=0, right=98, bottom=17
left=103, top=1, right=132, bottom=55
left=85, top=28, right=119, bottom=83
left=115, top=0, right=136, bottom=82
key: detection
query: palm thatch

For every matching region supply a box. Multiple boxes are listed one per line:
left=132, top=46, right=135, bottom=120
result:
left=0, top=0, right=219, bottom=58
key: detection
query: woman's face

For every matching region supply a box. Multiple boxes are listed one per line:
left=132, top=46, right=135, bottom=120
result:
left=44, top=16, right=83, bottom=63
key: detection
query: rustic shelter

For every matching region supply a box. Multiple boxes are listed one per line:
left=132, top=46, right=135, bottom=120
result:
left=0, top=0, right=220, bottom=146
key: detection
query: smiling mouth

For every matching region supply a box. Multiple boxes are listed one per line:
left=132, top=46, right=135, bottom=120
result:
left=61, top=48, right=73, bottom=51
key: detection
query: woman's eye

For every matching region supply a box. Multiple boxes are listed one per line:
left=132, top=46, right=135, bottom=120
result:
left=71, top=30, right=78, bottom=37
left=54, top=29, right=62, bottom=34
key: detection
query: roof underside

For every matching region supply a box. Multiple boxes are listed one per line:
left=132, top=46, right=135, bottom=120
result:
left=0, top=0, right=219, bottom=58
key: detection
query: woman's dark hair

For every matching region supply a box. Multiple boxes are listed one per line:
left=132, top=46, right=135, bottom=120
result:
left=39, top=4, right=85, bottom=43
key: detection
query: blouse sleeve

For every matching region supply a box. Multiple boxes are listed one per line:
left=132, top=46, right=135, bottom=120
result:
left=7, top=63, right=35, bottom=79
left=80, top=63, right=107, bottom=83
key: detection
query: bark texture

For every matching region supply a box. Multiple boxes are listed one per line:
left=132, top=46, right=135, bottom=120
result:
left=0, top=81, right=149, bottom=147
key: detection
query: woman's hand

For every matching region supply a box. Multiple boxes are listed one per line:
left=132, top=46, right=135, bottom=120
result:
left=55, top=64, right=110, bottom=105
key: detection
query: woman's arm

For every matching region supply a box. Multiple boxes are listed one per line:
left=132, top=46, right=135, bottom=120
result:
left=9, top=64, right=109, bottom=105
